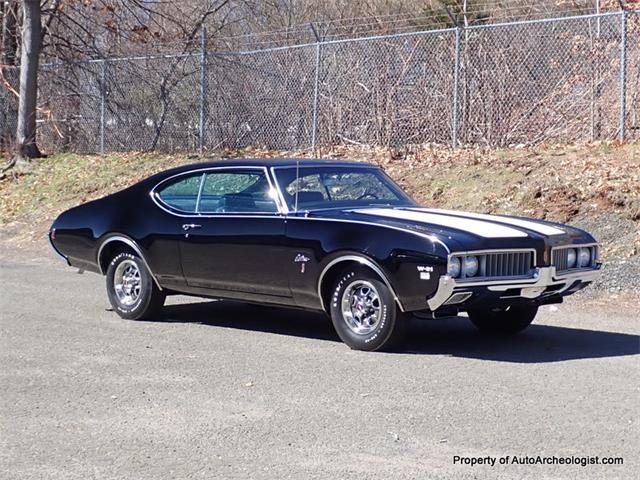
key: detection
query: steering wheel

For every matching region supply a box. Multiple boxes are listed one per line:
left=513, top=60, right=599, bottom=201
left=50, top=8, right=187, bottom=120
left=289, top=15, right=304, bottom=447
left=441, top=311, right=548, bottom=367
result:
left=356, top=192, right=380, bottom=200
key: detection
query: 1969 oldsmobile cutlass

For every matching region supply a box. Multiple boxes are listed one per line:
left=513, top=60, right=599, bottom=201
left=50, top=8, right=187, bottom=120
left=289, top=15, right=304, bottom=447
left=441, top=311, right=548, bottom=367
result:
left=49, top=159, right=601, bottom=351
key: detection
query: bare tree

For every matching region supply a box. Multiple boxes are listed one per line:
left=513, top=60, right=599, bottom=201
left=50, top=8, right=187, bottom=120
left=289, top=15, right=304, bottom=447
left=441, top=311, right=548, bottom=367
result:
left=2, top=0, right=19, bottom=66
left=15, top=0, right=42, bottom=158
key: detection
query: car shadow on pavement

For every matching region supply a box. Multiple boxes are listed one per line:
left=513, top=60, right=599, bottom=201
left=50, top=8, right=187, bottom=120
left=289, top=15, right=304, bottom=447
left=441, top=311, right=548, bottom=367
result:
left=157, top=300, right=639, bottom=363
left=405, top=316, right=640, bottom=363
left=158, top=300, right=340, bottom=342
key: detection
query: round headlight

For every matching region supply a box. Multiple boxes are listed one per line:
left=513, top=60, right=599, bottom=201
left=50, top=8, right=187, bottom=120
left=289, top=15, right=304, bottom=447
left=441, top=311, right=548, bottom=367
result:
left=463, top=256, right=479, bottom=277
left=578, top=247, right=591, bottom=267
left=566, top=248, right=577, bottom=268
left=448, top=257, right=461, bottom=278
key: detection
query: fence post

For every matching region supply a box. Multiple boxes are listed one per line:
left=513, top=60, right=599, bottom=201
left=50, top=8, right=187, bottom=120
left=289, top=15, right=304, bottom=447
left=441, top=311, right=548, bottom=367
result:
left=100, top=59, right=106, bottom=155
left=618, top=10, right=627, bottom=142
left=311, top=41, right=321, bottom=152
left=451, top=27, right=461, bottom=148
left=199, top=27, right=208, bottom=154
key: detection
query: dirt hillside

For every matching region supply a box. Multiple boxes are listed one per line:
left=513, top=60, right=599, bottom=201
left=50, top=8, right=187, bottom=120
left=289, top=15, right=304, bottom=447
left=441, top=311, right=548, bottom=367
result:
left=1, top=141, right=638, bottom=291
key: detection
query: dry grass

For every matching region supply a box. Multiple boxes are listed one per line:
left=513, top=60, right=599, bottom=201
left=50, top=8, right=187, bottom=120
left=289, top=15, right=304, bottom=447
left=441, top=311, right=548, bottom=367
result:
left=1, top=141, right=638, bottom=255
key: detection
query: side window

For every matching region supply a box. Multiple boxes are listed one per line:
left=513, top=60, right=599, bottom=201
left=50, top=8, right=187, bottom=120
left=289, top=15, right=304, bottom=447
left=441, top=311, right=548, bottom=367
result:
left=324, top=172, right=397, bottom=201
left=199, top=170, right=278, bottom=213
left=286, top=174, right=329, bottom=199
left=156, top=173, right=203, bottom=213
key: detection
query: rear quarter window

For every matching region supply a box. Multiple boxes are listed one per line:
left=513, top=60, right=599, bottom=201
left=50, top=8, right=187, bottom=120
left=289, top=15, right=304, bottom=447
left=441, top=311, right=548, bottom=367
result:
left=156, top=174, right=202, bottom=213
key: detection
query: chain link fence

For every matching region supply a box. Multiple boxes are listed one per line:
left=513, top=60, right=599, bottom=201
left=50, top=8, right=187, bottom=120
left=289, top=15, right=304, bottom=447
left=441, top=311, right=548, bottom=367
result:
left=0, top=67, right=19, bottom=150
left=1, top=10, right=638, bottom=154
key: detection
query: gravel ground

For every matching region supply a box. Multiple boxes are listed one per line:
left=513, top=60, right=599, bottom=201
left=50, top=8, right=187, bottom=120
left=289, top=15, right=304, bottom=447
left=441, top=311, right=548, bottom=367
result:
left=1, top=252, right=638, bottom=480
left=569, top=213, right=640, bottom=294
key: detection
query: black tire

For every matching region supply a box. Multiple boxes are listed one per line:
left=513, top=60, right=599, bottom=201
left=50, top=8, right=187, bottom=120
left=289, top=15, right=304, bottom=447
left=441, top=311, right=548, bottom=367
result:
left=329, top=268, right=407, bottom=351
left=106, top=252, right=165, bottom=320
left=467, top=305, right=538, bottom=335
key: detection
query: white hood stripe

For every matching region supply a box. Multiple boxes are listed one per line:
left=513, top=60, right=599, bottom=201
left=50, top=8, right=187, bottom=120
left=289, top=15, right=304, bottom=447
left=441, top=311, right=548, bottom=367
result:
left=418, top=208, right=565, bottom=236
left=355, top=208, right=528, bottom=238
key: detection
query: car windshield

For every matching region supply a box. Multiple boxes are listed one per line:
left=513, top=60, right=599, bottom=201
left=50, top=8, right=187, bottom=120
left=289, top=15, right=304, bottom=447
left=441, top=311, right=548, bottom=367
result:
left=273, top=165, right=415, bottom=211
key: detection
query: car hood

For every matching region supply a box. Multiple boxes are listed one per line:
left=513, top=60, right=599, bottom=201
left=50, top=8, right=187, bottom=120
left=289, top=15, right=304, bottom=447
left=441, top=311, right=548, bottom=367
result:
left=310, top=207, right=595, bottom=252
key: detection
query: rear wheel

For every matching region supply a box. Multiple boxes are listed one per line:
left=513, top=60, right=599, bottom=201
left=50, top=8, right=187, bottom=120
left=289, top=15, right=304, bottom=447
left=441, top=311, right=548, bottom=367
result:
left=467, top=305, right=538, bottom=334
left=329, top=268, right=407, bottom=351
left=106, top=252, right=165, bottom=320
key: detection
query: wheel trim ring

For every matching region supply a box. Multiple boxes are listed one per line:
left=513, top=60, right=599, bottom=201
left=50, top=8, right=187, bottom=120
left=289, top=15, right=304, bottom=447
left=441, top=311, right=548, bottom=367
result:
left=340, top=280, right=383, bottom=335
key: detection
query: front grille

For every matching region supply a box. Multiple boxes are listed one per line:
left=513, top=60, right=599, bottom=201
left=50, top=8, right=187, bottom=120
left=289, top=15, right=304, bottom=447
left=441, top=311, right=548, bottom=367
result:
left=553, top=249, right=569, bottom=272
left=483, top=251, right=533, bottom=277
left=552, top=245, right=597, bottom=273
left=452, top=250, right=534, bottom=280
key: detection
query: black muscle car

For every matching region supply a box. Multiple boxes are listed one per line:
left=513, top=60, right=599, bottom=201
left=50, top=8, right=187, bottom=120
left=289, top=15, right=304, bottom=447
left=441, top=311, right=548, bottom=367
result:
left=49, top=159, right=601, bottom=351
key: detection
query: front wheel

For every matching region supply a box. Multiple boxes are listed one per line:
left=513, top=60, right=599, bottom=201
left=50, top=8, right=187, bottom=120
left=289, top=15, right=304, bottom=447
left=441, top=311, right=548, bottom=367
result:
left=329, top=268, right=407, bottom=351
left=467, top=305, right=538, bottom=335
left=106, top=252, right=165, bottom=320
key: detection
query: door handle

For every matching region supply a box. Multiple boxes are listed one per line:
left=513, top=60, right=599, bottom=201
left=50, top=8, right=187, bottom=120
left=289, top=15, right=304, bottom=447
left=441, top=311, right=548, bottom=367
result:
left=182, top=223, right=202, bottom=231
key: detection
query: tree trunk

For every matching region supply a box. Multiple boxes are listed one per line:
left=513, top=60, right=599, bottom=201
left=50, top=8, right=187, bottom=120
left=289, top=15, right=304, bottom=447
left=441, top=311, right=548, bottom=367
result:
left=1, top=0, right=19, bottom=66
left=15, top=0, right=42, bottom=159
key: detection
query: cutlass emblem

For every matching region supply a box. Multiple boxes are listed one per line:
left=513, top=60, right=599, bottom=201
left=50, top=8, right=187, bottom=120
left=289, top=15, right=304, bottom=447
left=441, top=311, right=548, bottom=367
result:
left=294, top=253, right=310, bottom=274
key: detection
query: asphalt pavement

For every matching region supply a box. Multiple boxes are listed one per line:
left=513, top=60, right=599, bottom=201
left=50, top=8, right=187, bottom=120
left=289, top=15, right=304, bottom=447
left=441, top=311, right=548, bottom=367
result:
left=1, top=253, right=638, bottom=480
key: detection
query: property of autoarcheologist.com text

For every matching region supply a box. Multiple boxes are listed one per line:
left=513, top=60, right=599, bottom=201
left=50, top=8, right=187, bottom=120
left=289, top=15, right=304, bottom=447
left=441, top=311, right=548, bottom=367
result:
left=453, top=455, right=624, bottom=467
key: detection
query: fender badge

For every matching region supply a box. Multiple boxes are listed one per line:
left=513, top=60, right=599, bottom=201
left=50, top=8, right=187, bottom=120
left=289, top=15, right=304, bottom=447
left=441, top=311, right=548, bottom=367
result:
left=417, top=265, right=433, bottom=280
left=294, top=253, right=311, bottom=274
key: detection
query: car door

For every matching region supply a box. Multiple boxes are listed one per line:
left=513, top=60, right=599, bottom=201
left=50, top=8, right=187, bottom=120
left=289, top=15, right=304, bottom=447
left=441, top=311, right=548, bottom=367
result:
left=176, top=167, right=291, bottom=298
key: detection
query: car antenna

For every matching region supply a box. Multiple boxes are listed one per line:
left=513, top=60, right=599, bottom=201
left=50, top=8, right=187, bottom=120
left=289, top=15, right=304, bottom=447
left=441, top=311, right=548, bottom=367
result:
left=294, top=159, right=300, bottom=213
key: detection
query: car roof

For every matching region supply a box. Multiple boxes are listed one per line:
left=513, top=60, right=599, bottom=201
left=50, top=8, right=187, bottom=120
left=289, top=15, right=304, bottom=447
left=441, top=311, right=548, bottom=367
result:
left=145, top=158, right=376, bottom=182
left=181, top=157, right=373, bottom=169
left=138, top=158, right=380, bottom=189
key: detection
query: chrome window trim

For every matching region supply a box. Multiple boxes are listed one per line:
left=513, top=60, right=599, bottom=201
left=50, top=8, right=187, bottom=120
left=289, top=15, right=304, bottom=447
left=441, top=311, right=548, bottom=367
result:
left=194, top=172, right=207, bottom=213
left=270, top=164, right=374, bottom=171
left=317, top=254, right=404, bottom=312
left=269, top=166, right=290, bottom=214
left=96, top=235, right=163, bottom=291
left=151, top=166, right=287, bottom=217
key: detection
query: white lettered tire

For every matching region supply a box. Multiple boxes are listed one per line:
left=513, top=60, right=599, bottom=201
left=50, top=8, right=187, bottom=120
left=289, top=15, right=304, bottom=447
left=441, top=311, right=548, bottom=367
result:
left=106, top=252, right=165, bottom=320
left=329, top=268, right=407, bottom=351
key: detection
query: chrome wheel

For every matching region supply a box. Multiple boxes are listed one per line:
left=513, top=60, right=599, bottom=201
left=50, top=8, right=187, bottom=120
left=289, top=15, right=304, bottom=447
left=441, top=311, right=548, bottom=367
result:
left=340, top=280, right=382, bottom=335
left=113, top=259, right=141, bottom=306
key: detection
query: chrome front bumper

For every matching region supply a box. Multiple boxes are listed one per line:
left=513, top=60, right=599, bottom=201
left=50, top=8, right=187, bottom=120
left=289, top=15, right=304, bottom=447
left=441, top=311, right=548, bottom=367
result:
left=427, top=265, right=601, bottom=311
